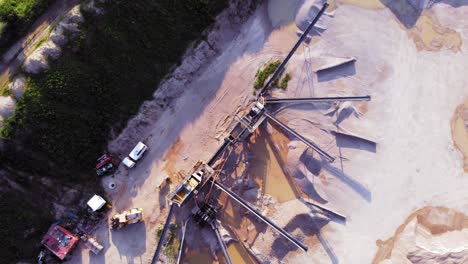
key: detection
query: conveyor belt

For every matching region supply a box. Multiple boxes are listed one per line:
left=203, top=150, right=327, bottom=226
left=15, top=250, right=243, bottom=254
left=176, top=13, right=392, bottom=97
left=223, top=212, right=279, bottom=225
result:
left=263, top=111, right=335, bottom=162
left=211, top=222, right=233, bottom=264
left=213, top=180, right=308, bottom=252
left=152, top=204, right=176, bottom=264
left=259, top=3, right=329, bottom=97
left=207, top=138, right=231, bottom=167
left=265, top=95, right=371, bottom=104
left=176, top=220, right=188, bottom=264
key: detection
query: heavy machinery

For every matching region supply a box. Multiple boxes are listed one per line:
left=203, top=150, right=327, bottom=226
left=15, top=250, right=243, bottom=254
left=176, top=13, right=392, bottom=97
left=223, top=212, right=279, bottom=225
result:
left=110, top=208, right=144, bottom=229
left=168, top=160, right=214, bottom=206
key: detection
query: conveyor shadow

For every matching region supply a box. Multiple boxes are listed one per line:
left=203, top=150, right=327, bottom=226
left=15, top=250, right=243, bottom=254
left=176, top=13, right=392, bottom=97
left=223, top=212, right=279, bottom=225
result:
left=317, top=61, right=356, bottom=82
left=271, top=213, right=329, bottom=260
left=380, top=0, right=422, bottom=28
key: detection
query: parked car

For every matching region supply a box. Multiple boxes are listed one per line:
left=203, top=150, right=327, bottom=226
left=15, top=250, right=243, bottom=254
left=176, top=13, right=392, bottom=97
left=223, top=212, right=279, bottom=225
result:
left=95, top=154, right=115, bottom=176
left=123, top=141, right=148, bottom=168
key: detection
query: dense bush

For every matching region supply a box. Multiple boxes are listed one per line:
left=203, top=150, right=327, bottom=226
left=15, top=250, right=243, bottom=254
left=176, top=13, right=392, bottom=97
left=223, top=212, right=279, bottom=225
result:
left=254, top=60, right=281, bottom=89
left=0, top=0, right=53, bottom=52
left=1, top=0, right=229, bottom=176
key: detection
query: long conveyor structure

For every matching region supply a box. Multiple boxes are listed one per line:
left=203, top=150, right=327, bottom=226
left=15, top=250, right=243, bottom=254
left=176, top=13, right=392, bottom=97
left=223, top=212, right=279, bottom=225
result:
left=263, top=111, right=335, bottom=162
left=259, top=2, right=329, bottom=97
left=265, top=95, right=371, bottom=104
left=211, top=222, right=233, bottom=264
left=213, top=180, right=308, bottom=252
left=152, top=204, right=176, bottom=264
left=176, top=220, right=188, bottom=264
left=207, top=138, right=232, bottom=167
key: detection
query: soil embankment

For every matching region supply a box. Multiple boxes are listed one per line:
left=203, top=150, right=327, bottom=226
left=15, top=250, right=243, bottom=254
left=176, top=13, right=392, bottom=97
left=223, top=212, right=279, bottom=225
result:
left=373, top=206, right=468, bottom=264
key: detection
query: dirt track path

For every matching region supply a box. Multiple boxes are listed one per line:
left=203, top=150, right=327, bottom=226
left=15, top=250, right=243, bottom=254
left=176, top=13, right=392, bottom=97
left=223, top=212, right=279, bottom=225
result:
left=0, top=0, right=80, bottom=89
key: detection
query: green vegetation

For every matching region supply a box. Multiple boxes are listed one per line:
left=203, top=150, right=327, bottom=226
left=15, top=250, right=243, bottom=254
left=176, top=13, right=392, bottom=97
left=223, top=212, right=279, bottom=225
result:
left=279, top=73, right=291, bottom=89
left=1, top=0, right=229, bottom=177
left=253, top=60, right=291, bottom=91
left=0, top=0, right=53, bottom=53
left=0, top=0, right=228, bottom=262
left=253, top=60, right=281, bottom=89
left=156, top=224, right=180, bottom=260
left=0, top=187, right=52, bottom=263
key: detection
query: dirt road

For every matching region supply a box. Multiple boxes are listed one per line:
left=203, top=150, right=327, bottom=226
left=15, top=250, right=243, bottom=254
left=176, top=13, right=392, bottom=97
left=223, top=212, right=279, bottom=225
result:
left=0, top=0, right=80, bottom=89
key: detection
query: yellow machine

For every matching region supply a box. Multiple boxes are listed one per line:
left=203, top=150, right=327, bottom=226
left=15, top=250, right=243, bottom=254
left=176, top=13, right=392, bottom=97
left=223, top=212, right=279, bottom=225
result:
left=110, top=208, right=144, bottom=229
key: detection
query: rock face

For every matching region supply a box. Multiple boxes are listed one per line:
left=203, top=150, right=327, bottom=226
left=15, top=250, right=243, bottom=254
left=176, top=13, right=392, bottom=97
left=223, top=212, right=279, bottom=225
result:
left=407, top=248, right=468, bottom=264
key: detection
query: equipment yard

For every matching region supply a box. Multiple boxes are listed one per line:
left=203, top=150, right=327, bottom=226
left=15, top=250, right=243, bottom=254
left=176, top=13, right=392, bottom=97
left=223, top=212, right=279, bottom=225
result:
left=68, top=0, right=468, bottom=263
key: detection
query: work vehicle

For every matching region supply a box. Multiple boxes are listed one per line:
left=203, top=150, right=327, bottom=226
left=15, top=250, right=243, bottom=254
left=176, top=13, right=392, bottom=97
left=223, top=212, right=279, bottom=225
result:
left=95, top=154, right=115, bottom=176
left=80, top=234, right=103, bottom=255
left=123, top=141, right=148, bottom=168
left=110, top=208, right=144, bottom=229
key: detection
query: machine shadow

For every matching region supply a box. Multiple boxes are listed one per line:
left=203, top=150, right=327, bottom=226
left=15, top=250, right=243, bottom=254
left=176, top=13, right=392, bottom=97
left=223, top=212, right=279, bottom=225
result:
left=271, top=213, right=329, bottom=260
left=300, top=150, right=371, bottom=202
left=111, top=222, right=147, bottom=264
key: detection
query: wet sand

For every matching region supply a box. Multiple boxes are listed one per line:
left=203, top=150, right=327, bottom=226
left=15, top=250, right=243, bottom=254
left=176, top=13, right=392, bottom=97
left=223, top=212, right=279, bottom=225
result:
left=248, top=131, right=298, bottom=203
left=451, top=99, right=468, bottom=172
left=408, top=13, right=462, bottom=52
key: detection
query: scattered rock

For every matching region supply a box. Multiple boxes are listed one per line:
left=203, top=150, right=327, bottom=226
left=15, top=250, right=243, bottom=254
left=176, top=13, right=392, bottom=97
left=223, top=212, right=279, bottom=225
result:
left=23, top=48, right=48, bottom=74
left=0, top=96, right=16, bottom=118
left=8, top=76, right=26, bottom=99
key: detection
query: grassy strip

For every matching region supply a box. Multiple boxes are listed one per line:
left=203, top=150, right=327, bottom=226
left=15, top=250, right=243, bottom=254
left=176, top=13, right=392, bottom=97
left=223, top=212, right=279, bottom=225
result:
left=0, top=0, right=228, bottom=176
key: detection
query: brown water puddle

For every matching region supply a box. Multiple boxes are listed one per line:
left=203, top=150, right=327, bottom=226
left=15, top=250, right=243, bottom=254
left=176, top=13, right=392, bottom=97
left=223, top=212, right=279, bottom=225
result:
left=248, top=131, right=298, bottom=203
left=184, top=242, right=257, bottom=264
left=451, top=99, right=468, bottom=172
left=327, top=0, right=385, bottom=11
left=408, top=14, right=462, bottom=52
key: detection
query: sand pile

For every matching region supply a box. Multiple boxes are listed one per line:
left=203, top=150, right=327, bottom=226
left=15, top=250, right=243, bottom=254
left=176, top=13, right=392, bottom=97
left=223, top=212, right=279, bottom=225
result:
left=373, top=207, right=468, bottom=264
left=295, top=0, right=333, bottom=34
left=0, top=96, right=16, bottom=118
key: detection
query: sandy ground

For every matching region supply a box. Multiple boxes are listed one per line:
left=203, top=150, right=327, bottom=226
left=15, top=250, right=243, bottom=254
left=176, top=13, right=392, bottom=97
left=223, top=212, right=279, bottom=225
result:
left=69, top=0, right=468, bottom=263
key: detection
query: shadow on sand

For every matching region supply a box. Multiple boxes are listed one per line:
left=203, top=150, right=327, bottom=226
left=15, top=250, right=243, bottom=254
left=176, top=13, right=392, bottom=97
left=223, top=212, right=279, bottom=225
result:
left=271, top=213, right=329, bottom=260
left=335, top=133, right=377, bottom=153
left=300, top=149, right=371, bottom=202
left=111, top=222, right=147, bottom=264
left=380, top=0, right=422, bottom=28
left=317, top=61, right=356, bottom=82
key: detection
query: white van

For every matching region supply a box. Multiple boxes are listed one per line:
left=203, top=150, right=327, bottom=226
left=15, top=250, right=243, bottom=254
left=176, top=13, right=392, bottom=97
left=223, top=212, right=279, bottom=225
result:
left=123, top=141, right=148, bottom=168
